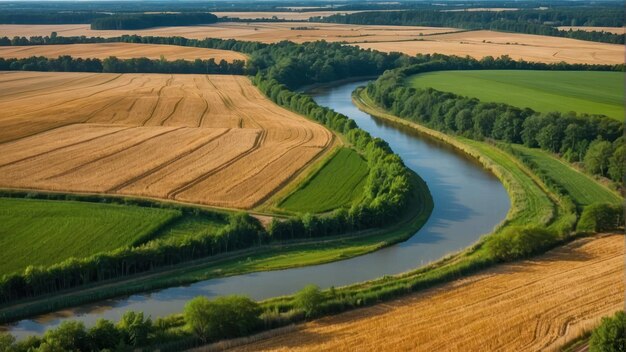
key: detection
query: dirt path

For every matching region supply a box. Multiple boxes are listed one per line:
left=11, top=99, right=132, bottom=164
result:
left=225, top=235, right=624, bottom=352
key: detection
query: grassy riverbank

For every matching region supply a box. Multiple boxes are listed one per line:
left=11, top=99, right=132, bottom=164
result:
left=0, top=171, right=432, bottom=324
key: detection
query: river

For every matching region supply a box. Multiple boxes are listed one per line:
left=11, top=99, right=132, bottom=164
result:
left=5, top=80, right=510, bottom=339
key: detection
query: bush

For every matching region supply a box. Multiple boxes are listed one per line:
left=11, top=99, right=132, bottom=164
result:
left=577, top=203, right=624, bottom=233
left=590, top=311, right=626, bottom=352
left=486, top=226, right=559, bottom=261
left=294, top=284, right=324, bottom=318
left=184, top=295, right=261, bottom=343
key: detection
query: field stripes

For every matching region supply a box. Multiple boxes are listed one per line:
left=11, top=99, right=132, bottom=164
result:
left=0, top=72, right=334, bottom=208
left=279, top=148, right=369, bottom=213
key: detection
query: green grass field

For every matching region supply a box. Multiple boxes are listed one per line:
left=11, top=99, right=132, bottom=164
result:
left=408, top=70, right=624, bottom=121
left=151, top=212, right=228, bottom=242
left=0, top=198, right=226, bottom=275
left=0, top=198, right=180, bottom=275
left=279, top=148, right=369, bottom=213
left=510, top=145, right=622, bottom=207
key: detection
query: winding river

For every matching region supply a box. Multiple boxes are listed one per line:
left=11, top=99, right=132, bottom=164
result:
left=6, top=80, right=510, bottom=339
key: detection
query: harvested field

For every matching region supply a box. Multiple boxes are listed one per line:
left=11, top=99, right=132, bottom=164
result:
left=0, top=72, right=334, bottom=208
left=356, top=30, right=624, bottom=64
left=558, top=26, right=625, bottom=34
left=228, top=235, right=624, bottom=352
left=0, top=43, right=247, bottom=62
left=0, top=23, right=462, bottom=44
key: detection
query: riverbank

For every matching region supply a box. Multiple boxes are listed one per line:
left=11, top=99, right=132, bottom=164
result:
left=0, top=170, right=433, bottom=327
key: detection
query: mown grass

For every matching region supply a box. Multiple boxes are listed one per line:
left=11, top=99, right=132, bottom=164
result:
left=279, top=148, right=368, bottom=213
left=509, top=144, right=622, bottom=207
left=408, top=70, right=624, bottom=121
left=0, top=197, right=180, bottom=276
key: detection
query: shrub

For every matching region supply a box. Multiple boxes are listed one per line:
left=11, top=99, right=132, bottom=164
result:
left=294, top=284, right=324, bottom=318
left=577, top=203, right=624, bottom=233
left=486, top=226, right=559, bottom=261
left=184, top=295, right=261, bottom=343
left=590, top=311, right=626, bottom=352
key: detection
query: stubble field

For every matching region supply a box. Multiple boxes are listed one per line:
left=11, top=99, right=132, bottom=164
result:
left=0, top=43, right=247, bottom=62
left=356, top=30, right=624, bottom=64
left=229, top=234, right=624, bottom=352
left=1, top=25, right=621, bottom=64
left=0, top=72, right=334, bottom=208
left=0, top=23, right=462, bottom=43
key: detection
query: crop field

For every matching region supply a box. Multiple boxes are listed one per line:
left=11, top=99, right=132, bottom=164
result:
left=0, top=72, right=333, bottom=208
left=0, top=197, right=179, bottom=275
left=0, top=43, right=247, bottom=62
left=231, top=235, right=624, bottom=352
left=279, top=148, right=368, bottom=213
left=510, top=145, right=622, bottom=207
left=408, top=70, right=624, bottom=120
left=0, top=23, right=462, bottom=43
left=356, top=30, right=624, bottom=64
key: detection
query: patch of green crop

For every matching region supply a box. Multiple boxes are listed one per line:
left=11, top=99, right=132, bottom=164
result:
left=409, top=70, right=624, bottom=121
left=0, top=198, right=180, bottom=275
left=280, top=148, right=368, bottom=213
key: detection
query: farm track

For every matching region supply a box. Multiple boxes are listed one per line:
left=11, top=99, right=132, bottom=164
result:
left=0, top=72, right=334, bottom=208
left=226, top=235, right=624, bottom=352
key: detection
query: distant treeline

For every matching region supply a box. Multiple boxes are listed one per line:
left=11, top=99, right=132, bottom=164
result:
left=317, top=8, right=625, bottom=44
left=0, top=56, right=246, bottom=75
left=0, top=12, right=220, bottom=30
left=366, top=59, right=624, bottom=183
left=90, top=12, right=218, bottom=30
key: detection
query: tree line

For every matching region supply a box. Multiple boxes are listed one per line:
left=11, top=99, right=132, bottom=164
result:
left=90, top=13, right=219, bottom=30
left=0, top=56, right=246, bottom=75
left=317, top=7, right=625, bottom=44
left=365, top=59, right=623, bottom=183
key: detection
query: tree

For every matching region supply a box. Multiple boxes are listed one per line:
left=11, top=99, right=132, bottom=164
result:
left=608, top=144, right=625, bottom=182
left=116, top=311, right=152, bottom=347
left=0, top=333, right=15, bottom=352
left=184, top=295, right=260, bottom=342
left=584, top=140, right=613, bottom=176
left=184, top=296, right=213, bottom=343
left=42, top=321, right=88, bottom=352
left=87, top=319, right=121, bottom=350
left=590, top=311, right=626, bottom=352
left=294, top=284, right=324, bottom=318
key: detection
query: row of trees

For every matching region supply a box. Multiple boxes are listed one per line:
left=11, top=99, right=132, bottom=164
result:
left=0, top=56, right=246, bottom=74
left=254, top=73, right=413, bottom=232
left=318, top=7, right=625, bottom=44
left=0, top=284, right=328, bottom=351
left=90, top=13, right=219, bottom=30
left=366, top=61, right=623, bottom=182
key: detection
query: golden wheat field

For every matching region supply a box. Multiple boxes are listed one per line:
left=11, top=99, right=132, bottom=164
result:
left=0, top=23, right=462, bottom=43
left=226, top=235, right=624, bottom=352
left=557, top=26, right=624, bottom=34
left=356, top=29, right=624, bottom=64
left=0, top=43, right=247, bottom=62
left=0, top=71, right=334, bottom=208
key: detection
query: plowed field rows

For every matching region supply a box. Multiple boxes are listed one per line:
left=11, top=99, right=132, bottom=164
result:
left=0, top=72, right=333, bottom=208
left=229, top=235, right=624, bottom=351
